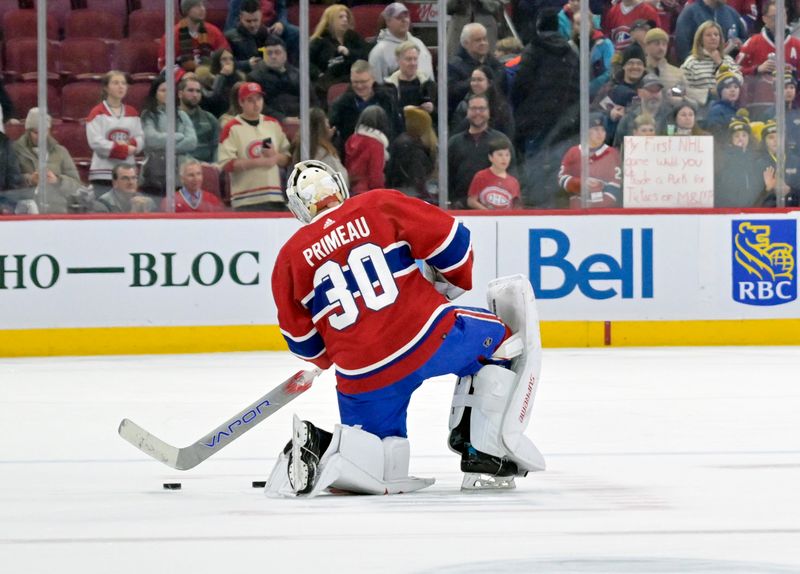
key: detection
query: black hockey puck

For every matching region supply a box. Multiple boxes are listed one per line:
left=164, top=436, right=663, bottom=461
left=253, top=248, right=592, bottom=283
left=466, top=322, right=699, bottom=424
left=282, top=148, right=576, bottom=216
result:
left=163, top=482, right=182, bottom=490
left=252, top=481, right=267, bottom=488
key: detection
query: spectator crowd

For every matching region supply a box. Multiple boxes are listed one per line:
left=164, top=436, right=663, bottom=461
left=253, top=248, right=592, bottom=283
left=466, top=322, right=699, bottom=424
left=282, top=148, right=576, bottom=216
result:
left=1, top=0, right=799, bottom=215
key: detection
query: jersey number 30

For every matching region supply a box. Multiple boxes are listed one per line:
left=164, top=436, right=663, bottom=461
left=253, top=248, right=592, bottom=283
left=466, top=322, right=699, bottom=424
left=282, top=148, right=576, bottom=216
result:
left=314, top=243, right=399, bottom=330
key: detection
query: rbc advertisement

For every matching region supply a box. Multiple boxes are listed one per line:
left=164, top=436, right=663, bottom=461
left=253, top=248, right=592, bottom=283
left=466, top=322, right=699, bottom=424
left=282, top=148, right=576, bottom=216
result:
left=732, top=220, right=797, bottom=306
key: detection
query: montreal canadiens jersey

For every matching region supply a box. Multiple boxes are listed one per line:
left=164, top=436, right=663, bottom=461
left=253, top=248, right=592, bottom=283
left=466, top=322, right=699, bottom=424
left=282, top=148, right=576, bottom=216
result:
left=272, top=189, right=474, bottom=394
left=603, top=2, right=660, bottom=51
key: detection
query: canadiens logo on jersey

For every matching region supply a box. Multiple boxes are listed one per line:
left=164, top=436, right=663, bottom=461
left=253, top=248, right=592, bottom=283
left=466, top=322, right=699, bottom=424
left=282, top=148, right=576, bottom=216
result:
left=612, top=28, right=632, bottom=48
left=479, top=185, right=514, bottom=209
left=732, top=220, right=796, bottom=306
left=107, top=128, right=132, bottom=143
left=246, top=140, right=266, bottom=159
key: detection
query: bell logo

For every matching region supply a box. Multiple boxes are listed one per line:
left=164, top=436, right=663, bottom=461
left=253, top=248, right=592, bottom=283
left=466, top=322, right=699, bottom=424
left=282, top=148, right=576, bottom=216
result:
left=528, top=228, right=654, bottom=300
left=732, top=220, right=796, bottom=306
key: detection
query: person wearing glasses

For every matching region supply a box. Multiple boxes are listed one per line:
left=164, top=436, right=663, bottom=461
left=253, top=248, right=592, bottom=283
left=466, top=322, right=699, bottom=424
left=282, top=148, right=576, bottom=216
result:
left=447, top=93, right=515, bottom=209
left=96, top=163, right=157, bottom=213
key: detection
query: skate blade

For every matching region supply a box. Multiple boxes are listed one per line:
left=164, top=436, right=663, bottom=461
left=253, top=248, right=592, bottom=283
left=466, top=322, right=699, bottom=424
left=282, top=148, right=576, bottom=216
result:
left=461, top=473, right=516, bottom=491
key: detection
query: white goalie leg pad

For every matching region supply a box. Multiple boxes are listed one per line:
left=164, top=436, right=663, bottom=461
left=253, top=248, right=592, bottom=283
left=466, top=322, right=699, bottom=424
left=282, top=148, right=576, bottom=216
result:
left=266, top=425, right=434, bottom=498
left=484, top=274, right=546, bottom=473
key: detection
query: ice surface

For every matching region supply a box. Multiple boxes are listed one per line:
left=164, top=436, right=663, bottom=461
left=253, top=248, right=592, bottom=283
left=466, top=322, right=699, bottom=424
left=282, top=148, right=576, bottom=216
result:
left=1, top=348, right=799, bottom=573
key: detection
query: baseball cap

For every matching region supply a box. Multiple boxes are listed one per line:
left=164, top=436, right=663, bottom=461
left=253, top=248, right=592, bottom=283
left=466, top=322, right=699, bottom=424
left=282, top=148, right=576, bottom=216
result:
left=383, top=2, right=409, bottom=19
left=630, top=19, right=656, bottom=32
left=641, top=73, right=664, bottom=90
left=238, top=82, right=263, bottom=103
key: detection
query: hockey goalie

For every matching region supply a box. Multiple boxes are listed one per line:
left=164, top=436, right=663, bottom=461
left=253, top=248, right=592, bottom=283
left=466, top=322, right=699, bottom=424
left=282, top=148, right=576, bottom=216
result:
left=266, top=160, right=545, bottom=497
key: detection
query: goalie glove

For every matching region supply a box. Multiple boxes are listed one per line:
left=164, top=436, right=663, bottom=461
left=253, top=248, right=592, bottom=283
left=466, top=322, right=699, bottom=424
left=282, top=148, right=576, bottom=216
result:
left=422, top=262, right=466, bottom=301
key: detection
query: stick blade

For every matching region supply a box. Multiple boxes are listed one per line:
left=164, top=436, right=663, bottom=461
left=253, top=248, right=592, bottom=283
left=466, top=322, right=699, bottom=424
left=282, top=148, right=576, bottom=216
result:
left=118, top=418, right=182, bottom=469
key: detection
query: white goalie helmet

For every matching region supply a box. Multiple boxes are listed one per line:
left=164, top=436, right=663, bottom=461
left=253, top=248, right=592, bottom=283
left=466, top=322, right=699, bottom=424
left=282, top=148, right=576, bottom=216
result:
left=286, top=160, right=349, bottom=223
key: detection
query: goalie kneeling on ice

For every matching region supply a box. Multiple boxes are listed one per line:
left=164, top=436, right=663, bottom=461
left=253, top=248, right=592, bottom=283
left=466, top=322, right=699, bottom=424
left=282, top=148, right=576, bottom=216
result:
left=265, top=424, right=434, bottom=497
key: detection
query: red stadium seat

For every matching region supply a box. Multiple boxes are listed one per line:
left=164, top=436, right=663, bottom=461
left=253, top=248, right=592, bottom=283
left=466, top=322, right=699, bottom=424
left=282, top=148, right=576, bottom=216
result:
left=286, top=3, right=326, bottom=31
left=201, top=163, right=221, bottom=198
left=113, top=38, right=160, bottom=80
left=31, top=0, right=72, bottom=32
left=4, top=122, right=27, bottom=142
left=2, top=9, right=59, bottom=41
left=84, top=0, right=130, bottom=24
left=205, top=8, right=227, bottom=30
left=51, top=120, right=94, bottom=160
left=351, top=4, right=386, bottom=39
left=128, top=9, right=167, bottom=40
left=61, top=80, right=103, bottom=122
left=124, top=81, right=150, bottom=113
left=5, top=82, right=60, bottom=120
left=58, top=38, right=114, bottom=79
left=326, top=82, right=350, bottom=105
left=0, top=0, right=22, bottom=27
left=281, top=119, right=299, bottom=145
left=65, top=9, right=125, bottom=40
left=138, top=0, right=179, bottom=17
left=4, top=38, right=60, bottom=81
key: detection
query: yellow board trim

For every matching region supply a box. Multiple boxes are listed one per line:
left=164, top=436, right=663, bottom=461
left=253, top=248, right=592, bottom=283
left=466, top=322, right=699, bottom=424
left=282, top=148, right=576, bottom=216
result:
left=1, top=319, right=799, bottom=358
left=0, top=325, right=286, bottom=358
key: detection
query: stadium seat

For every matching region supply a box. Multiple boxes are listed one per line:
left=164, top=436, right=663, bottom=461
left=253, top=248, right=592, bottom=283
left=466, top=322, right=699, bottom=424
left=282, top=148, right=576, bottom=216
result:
left=138, top=0, right=179, bottom=17
left=0, top=0, right=22, bottom=27
left=286, top=3, right=326, bottom=31
left=2, top=9, right=60, bottom=41
left=51, top=120, right=94, bottom=160
left=31, top=0, right=72, bottom=33
left=201, top=163, right=221, bottom=198
left=58, top=38, right=114, bottom=79
left=4, top=122, right=26, bottom=142
left=113, top=38, right=159, bottom=81
left=205, top=7, right=227, bottom=30
left=124, top=81, right=151, bottom=112
left=84, top=0, right=129, bottom=25
left=351, top=4, right=386, bottom=39
left=3, top=38, right=59, bottom=81
left=65, top=9, right=125, bottom=40
left=326, top=82, right=350, bottom=105
left=5, top=82, right=60, bottom=120
left=128, top=9, right=167, bottom=40
left=61, top=80, right=103, bottom=122
left=281, top=120, right=299, bottom=145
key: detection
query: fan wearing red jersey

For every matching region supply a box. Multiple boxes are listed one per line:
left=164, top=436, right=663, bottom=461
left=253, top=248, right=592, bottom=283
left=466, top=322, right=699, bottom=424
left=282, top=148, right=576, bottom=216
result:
left=266, top=160, right=545, bottom=497
left=558, top=112, right=622, bottom=208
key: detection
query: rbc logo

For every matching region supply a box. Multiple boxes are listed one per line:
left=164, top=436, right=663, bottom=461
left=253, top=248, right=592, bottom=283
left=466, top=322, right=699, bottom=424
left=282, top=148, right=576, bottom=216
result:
left=732, top=220, right=796, bottom=306
left=529, top=228, right=654, bottom=300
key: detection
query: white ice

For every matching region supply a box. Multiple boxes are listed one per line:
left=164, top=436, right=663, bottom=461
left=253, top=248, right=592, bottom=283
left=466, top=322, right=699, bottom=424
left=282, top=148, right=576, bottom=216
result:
left=1, top=347, right=799, bottom=574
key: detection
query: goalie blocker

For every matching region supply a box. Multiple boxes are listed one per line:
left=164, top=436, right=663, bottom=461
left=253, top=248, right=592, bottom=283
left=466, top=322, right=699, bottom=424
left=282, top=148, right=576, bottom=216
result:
left=264, top=275, right=543, bottom=496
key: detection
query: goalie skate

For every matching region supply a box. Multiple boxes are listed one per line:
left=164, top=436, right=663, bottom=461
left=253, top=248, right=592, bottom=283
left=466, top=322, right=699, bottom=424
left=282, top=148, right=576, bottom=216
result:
left=287, top=415, right=332, bottom=495
left=461, top=473, right=516, bottom=491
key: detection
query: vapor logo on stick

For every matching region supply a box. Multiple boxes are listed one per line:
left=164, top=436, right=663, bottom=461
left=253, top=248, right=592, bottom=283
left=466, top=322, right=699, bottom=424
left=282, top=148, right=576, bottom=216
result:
left=732, top=220, right=796, bottom=306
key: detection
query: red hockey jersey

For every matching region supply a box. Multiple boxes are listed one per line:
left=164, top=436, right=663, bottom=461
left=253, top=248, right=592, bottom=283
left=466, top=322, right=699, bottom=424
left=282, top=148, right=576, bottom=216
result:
left=736, top=28, right=800, bottom=75
left=559, top=144, right=622, bottom=207
left=603, top=1, right=660, bottom=52
left=272, top=189, right=474, bottom=394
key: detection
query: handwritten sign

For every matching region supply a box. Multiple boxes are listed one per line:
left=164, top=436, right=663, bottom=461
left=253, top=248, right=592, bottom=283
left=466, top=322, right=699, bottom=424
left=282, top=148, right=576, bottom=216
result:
left=623, top=136, right=714, bottom=208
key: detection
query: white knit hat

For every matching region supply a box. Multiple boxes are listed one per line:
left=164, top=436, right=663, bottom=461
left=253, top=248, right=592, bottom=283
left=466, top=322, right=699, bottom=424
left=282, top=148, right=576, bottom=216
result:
left=25, top=107, right=51, bottom=131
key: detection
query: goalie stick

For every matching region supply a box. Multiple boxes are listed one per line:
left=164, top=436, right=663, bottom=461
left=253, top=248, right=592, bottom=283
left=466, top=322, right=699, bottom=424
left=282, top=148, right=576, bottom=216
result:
left=118, top=368, right=321, bottom=470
